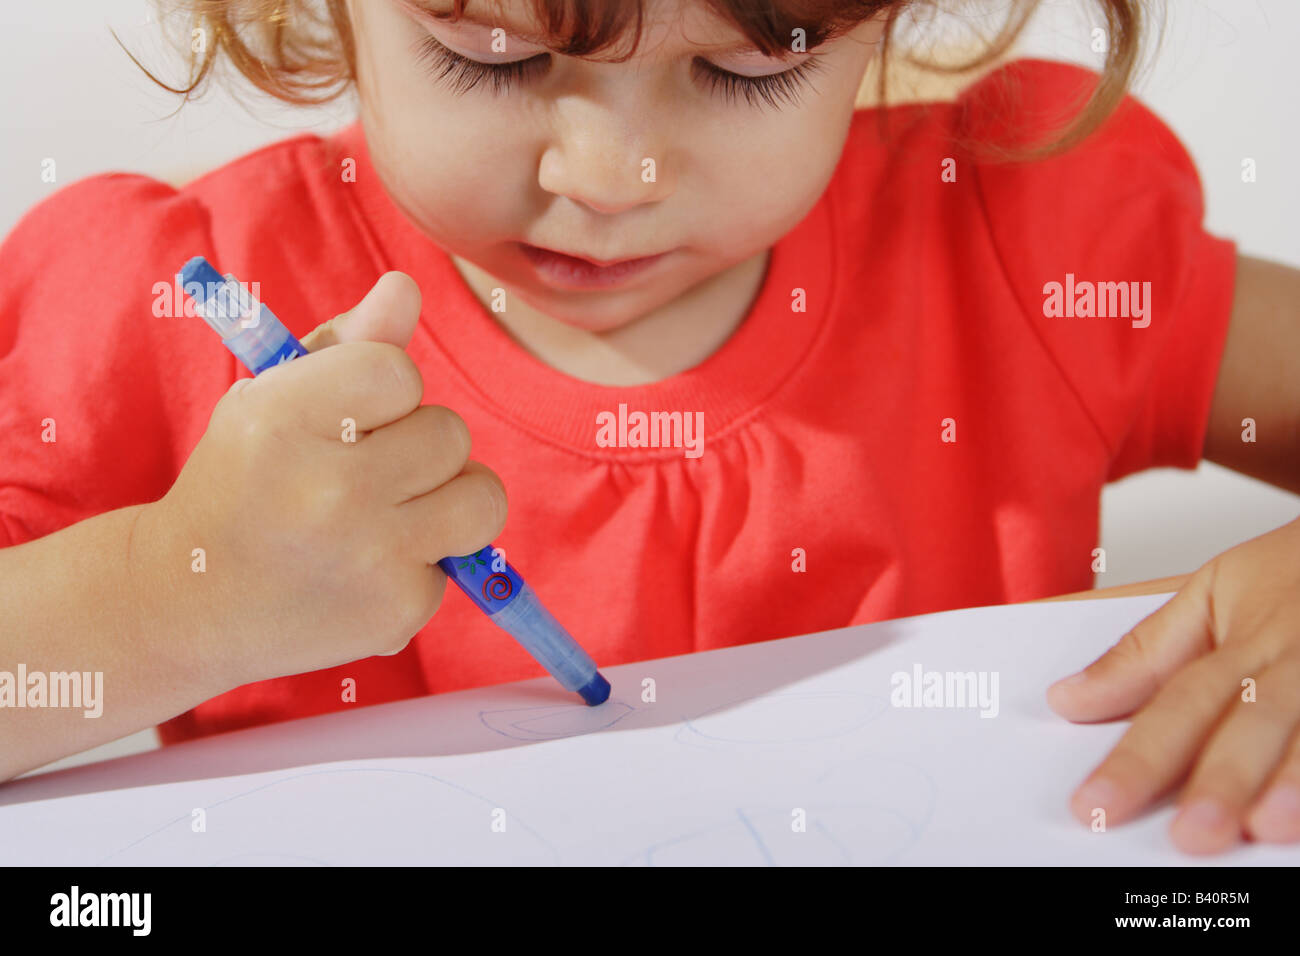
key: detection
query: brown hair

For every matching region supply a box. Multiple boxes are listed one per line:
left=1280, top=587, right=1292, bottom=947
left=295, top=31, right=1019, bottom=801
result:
left=128, top=0, right=1158, bottom=162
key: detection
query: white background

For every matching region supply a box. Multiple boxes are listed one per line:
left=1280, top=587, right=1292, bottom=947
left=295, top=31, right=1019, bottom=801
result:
left=4, top=0, right=1297, bottom=770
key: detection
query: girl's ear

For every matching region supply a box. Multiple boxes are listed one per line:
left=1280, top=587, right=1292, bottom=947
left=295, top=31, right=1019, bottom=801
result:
left=300, top=271, right=422, bottom=352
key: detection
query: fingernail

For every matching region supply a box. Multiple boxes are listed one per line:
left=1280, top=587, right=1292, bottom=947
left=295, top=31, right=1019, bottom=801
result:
left=1057, top=671, right=1090, bottom=687
left=1252, top=785, right=1300, bottom=831
left=1074, top=777, right=1119, bottom=816
left=1176, top=799, right=1228, bottom=832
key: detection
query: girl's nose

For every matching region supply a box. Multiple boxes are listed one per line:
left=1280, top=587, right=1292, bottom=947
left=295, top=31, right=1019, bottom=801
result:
left=537, top=101, right=674, bottom=213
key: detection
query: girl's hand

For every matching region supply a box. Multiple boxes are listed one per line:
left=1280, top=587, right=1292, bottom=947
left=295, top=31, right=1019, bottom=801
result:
left=146, top=272, right=507, bottom=689
left=1047, top=517, right=1300, bottom=853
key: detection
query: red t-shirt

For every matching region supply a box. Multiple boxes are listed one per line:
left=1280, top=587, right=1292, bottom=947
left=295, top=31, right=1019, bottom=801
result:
left=0, top=59, right=1237, bottom=744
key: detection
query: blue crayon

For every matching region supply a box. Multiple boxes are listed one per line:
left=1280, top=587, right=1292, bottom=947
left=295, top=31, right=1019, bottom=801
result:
left=179, top=256, right=611, bottom=706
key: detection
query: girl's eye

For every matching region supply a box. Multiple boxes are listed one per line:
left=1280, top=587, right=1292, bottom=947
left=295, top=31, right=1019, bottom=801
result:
left=414, top=35, right=551, bottom=94
left=691, top=55, right=825, bottom=110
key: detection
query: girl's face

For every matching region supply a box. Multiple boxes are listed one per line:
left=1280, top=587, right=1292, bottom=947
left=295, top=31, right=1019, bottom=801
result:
left=350, top=0, right=885, bottom=332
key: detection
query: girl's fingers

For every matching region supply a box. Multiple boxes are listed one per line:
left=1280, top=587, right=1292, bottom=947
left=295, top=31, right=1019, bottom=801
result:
left=1246, top=662, right=1300, bottom=844
left=1068, top=646, right=1255, bottom=827
left=1170, top=652, right=1300, bottom=853
left=1048, top=573, right=1216, bottom=723
left=395, top=461, right=508, bottom=564
left=353, top=404, right=473, bottom=504
left=299, top=271, right=422, bottom=352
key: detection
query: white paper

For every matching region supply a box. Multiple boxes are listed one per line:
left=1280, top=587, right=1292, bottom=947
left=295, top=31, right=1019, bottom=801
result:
left=3, top=593, right=1296, bottom=865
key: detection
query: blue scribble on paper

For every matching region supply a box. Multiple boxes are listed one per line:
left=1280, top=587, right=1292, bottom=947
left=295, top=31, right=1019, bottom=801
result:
left=479, top=700, right=635, bottom=741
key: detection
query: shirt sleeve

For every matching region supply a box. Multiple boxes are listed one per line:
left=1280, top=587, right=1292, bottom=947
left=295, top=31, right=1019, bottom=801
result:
left=0, top=174, right=238, bottom=548
left=959, top=58, right=1238, bottom=482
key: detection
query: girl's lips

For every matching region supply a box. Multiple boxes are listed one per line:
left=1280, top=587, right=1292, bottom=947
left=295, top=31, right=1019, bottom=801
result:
left=517, top=242, right=669, bottom=289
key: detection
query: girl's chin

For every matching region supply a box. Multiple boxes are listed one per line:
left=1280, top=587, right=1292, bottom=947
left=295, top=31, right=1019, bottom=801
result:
left=510, top=289, right=653, bottom=333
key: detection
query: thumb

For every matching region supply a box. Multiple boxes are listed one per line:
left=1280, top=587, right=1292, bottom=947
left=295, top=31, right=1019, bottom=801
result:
left=299, top=271, right=422, bottom=352
left=1046, top=572, right=1215, bottom=722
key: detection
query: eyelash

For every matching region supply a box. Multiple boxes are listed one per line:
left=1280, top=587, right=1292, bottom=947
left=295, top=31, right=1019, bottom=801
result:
left=413, top=34, right=823, bottom=109
left=690, top=56, right=824, bottom=109
left=414, top=35, right=549, bottom=95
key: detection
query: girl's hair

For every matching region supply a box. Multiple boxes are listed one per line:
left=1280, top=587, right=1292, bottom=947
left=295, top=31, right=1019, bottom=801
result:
left=131, top=0, right=1156, bottom=162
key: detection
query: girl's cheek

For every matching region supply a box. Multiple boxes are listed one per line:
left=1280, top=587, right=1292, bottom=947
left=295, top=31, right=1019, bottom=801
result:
left=403, top=169, right=519, bottom=245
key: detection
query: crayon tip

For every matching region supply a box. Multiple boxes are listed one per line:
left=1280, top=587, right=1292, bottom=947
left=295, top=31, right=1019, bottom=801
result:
left=578, top=672, right=611, bottom=706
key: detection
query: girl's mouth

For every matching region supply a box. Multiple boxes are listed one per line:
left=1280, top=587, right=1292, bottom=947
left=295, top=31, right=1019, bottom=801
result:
left=517, top=242, right=669, bottom=289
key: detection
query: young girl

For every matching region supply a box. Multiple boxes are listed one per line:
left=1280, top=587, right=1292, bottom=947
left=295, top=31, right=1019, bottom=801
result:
left=2, top=0, right=1298, bottom=856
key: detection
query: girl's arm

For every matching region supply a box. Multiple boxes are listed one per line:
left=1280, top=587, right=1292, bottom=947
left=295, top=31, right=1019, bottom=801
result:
left=0, top=504, right=230, bottom=781
left=1203, top=254, right=1300, bottom=492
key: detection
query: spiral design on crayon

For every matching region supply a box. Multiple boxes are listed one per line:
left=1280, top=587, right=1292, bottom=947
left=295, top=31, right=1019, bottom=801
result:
left=483, top=573, right=513, bottom=602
